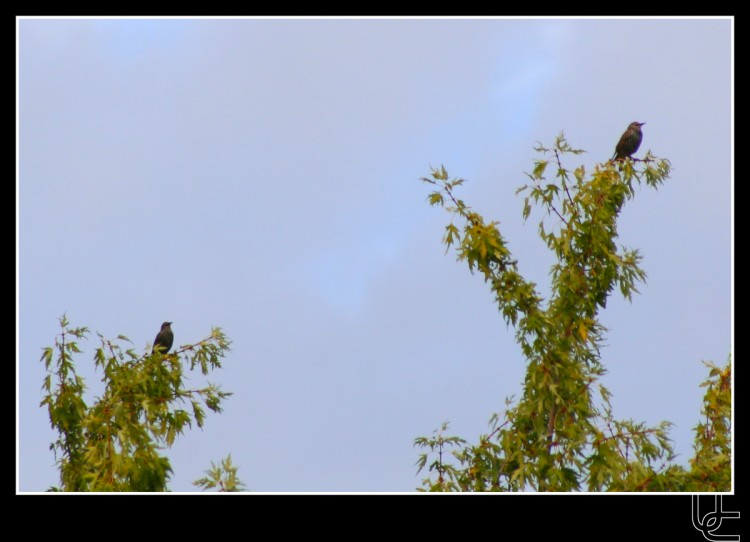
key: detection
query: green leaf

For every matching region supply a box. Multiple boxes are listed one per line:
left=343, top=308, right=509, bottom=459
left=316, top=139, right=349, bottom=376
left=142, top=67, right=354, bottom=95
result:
left=533, top=160, right=548, bottom=179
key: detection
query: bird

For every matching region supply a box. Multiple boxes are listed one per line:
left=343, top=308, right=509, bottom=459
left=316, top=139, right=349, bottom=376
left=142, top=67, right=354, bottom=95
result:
left=152, top=322, right=174, bottom=355
left=612, top=121, right=645, bottom=161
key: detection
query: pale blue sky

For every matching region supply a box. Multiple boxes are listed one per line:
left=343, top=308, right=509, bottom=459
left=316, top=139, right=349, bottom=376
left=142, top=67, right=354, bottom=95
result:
left=18, top=17, right=732, bottom=492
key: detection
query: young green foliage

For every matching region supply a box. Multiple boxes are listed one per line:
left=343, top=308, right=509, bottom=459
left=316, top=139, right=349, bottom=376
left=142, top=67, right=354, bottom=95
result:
left=193, top=454, right=247, bottom=492
left=685, top=358, right=732, bottom=491
left=416, top=135, right=729, bottom=491
left=40, top=315, right=234, bottom=492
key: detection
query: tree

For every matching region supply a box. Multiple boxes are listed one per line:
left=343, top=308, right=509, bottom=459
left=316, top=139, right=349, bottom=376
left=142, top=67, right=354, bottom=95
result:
left=40, top=315, right=240, bottom=492
left=193, top=454, right=247, bottom=492
left=414, top=135, right=731, bottom=492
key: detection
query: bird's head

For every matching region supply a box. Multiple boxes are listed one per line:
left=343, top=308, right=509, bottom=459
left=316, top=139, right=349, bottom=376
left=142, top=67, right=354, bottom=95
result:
left=631, top=121, right=646, bottom=129
left=162, top=322, right=172, bottom=330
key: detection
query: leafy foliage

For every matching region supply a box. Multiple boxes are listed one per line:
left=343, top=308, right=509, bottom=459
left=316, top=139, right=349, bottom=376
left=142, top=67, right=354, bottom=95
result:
left=193, top=454, right=247, bottom=492
left=685, top=358, right=732, bottom=491
left=415, top=135, right=730, bottom=491
left=40, top=315, right=237, bottom=492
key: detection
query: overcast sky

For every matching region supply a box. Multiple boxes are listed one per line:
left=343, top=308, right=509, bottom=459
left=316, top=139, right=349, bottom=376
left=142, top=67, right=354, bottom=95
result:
left=17, top=17, right=732, bottom=492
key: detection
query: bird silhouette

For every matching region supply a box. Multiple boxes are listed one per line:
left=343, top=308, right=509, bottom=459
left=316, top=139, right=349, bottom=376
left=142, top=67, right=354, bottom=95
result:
left=612, top=122, right=645, bottom=161
left=152, top=322, right=174, bottom=355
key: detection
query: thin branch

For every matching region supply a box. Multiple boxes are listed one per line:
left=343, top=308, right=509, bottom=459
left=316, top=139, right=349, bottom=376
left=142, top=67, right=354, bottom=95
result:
left=554, top=148, right=576, bottom=208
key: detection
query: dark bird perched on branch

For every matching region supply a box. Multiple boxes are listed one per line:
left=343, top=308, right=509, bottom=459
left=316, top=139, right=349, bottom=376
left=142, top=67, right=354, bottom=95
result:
left=612, top=122, right=645, bottom=160
left=152, top=322, right=174, bottom=355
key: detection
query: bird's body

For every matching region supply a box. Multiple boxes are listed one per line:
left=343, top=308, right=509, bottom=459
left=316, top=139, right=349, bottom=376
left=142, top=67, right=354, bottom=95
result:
left=152, top=322, right=174, bottom=355
left=613, top=121, right=645, bottom=160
